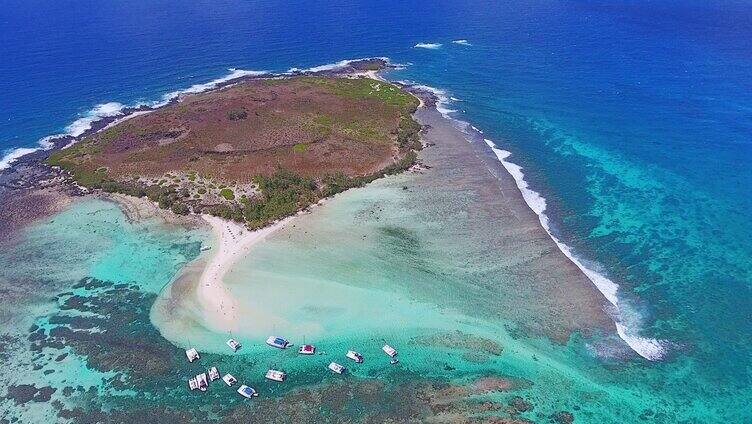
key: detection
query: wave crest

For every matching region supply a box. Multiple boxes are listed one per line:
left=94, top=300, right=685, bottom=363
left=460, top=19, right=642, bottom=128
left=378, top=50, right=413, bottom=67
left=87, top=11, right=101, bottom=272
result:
left=1, top=68, right=266, bottom=171
left=414, top=42, right=442, bottom=49
left=481, top=138, right=668, bottom=361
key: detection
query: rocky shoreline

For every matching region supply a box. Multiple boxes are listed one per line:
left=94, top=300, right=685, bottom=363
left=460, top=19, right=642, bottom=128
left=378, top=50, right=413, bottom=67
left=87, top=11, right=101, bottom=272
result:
left=0, top=58, right=407, bottom=241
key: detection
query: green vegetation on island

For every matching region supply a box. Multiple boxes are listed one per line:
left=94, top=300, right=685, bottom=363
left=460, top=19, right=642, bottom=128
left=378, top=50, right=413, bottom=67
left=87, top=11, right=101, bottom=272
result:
left=47, top=75, right=422, bottom=228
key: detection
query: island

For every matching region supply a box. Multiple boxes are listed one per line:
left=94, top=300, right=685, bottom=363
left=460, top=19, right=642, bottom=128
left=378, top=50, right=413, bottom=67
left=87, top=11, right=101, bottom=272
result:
left=47, top=73, right=422, bottom=228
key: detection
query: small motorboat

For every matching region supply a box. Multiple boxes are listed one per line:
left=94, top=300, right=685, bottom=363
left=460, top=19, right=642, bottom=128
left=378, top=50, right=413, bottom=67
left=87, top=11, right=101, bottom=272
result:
left=208, top=367, right=220, bottom=381
left=222, top=373, right=237, bottom=386
left=298, top=344, right=316, bottom=355
left=390, top=358, right=400, bottom=365
left=346, top=350, right=364, bottom=363
left=200, top=245, right=211, bottom=251
left=188, top=377, right=199, bottom=391
left=185, top=348, right=200, bottom=363
left=265, top=369, right=287, bottom=382
left=382, top=344, right=397, bottom=358
left=237, top=385, right=258, bottom=399
left=328, top=362, right=346, bottom=374
left=226, top=338, right=241, bottom=352
left=196, top=373, right=209, bottom=392
left=266, top=336, right=290, bottom=349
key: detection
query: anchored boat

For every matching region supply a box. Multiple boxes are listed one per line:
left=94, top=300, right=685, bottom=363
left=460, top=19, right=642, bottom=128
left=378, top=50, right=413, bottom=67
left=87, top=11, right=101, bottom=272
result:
left=237, top=385, right=258, bottom=398
left=328, top=362, right=346, bottom=374
left=346, top=350, right=364, bottom=363
left=265, top=369, right=287, bottom=382
left=188, top=377, right=199, bottom=391
left=222, top=373, right=237, bottom=386
left=382, top=344, right=397, bottom=358
left=298, top=344, right=316, bottom=355
left=185, top=348, right=200, bottom=363
left=208, top=367, right=220, bottom=382
left=266, top=336, right=290, bottom=349
left=195, top=373, right=209, bottom=392
left=226, top=338, right=241, bottom=352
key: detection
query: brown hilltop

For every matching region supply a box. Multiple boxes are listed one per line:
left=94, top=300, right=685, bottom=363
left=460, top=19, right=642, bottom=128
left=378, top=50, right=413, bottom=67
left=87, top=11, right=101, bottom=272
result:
left=48, top=76, right=422, bottom=227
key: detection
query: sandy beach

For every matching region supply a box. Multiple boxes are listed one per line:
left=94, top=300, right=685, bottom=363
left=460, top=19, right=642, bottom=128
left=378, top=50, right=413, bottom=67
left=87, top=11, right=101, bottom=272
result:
left=194, top=214, right=293, bottom=332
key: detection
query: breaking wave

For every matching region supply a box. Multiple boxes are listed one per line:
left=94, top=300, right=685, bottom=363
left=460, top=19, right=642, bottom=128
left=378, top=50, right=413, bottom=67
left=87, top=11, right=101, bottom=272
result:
left=286, top=57, right=390, bottom=74
left=1, top=68, right=266, bottom=171
left=414, top=42, right=442, bottom=49
left=480, top=138, right=669, bottom=361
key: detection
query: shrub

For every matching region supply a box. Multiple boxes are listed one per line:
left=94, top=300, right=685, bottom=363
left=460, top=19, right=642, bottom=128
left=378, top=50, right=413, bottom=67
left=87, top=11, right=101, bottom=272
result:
left=219, top=188, right=235, bottom=200
left=171, top=203, right=190, bottom=215
left=226, top=107, right=248, bottom=121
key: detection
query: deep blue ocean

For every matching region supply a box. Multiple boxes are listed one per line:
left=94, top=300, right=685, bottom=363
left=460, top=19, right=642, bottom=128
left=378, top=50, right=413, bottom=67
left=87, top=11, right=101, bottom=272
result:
left=2, top=0, right=752, bottom=419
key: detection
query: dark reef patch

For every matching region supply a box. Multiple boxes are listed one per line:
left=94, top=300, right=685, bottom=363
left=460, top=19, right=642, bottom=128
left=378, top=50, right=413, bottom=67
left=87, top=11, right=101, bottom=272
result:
left=13, top=276, right=539, bottom=423
left=5, top=384, right=56, bottom=405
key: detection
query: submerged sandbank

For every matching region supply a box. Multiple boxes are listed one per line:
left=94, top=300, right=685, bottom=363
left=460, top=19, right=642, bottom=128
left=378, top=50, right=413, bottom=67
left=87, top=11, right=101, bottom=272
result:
left=194, top=215, right=294, bottom=332
left=152, top=92, right=614, bottom=354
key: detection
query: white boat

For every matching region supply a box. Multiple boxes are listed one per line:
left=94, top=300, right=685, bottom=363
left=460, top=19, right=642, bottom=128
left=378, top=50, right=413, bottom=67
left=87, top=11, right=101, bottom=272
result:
left=346, top=350, right=364, bottom=363
left=222, top=373, right=237, bottom=386
left=265, top=369, right=287, bottom=382
left=188, top=377, right=199, bottom=391
left=185, top=348, right=200, bottom=363
left=200, top=245, right=211, bottom=251
left=196, top=373, right=208, bottom=392
left=208, top=367, right=220, bottom=381
left=266, top=336, right=290, bottom=349
left=298, top=344, right=315, bottom=355
left=390, top=358, right=400, bottom=365
left=328, top=362, right=346, bottom=374
left=237, top=385, right=258, bottom=398
left=226, top=338, right=241, bottom=352
left=382, top=344, right=397, bottom=358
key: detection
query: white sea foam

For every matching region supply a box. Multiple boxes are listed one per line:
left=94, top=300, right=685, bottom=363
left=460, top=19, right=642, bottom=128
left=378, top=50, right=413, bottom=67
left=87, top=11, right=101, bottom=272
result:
left=452, top=39, right=472, bottom=46
left=481, top=138, right=668, bottom=361
left=65, top=102, right=126, bottom=137
left=159, top=68, right=267, bottom=105
left=0, top=147, right=40, bottom=170
left=287, top=57, right=390, bottom=74
left=1, top=68, right=266, bottom=172
left=414, top=42, right=442, bottom=49
left=405, top=83, right=458, bottom=118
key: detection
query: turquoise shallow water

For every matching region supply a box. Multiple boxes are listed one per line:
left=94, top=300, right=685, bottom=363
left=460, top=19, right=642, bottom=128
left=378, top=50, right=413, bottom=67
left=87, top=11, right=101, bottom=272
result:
left=2, top=0, right=752, bottom=421
left=0, top=198, right=206, bottom=421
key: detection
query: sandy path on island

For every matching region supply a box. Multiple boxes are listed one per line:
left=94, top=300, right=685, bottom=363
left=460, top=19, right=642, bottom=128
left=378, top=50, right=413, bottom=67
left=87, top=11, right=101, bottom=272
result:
left=196, top=215, right=293, bottom=332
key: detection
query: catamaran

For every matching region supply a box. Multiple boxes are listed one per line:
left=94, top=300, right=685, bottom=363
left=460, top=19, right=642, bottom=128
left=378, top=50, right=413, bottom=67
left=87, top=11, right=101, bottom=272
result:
left=298, top=344, right=316, bottom=355
left=226, top=338, right=241, bottom=352
left=265, top=369, right=287, bottom=382
left=196, top=373, right=209, bottom=392
left=208, top=367, right=220, bottom=381
left=237, top=385, right=258, bottom=398
left=382, top=344, right=397, bottom=358
left=346, top=350, right=364, bottom=363
left=266, top=336, right=290, bottom=349
left=185, top=348, right=200, bottom=363
left=328, top=362, right=346, bottom=374
left=188, top=377, right=199, bottom=391
left=222, top=373, right=237, bottom=386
